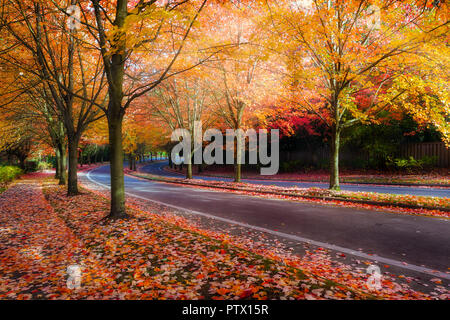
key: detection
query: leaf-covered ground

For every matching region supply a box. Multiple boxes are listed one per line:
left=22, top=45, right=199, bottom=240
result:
left=0, top=173, right=448, bottom=300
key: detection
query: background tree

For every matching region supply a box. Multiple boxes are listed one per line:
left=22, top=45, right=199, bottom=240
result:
left=84, top=0, right=211, bottom=218
left=205, top=1, right=278, bottom=182
left=0, top=0, right=106, bottom=194
left=149, top=75, right=214, bottom=179
left=262, top=0, right=449, bottom=189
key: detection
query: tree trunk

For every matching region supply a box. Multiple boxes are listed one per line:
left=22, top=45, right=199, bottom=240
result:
left=67, top=136, right=80, bottom=195
left=128, top=154, right=133, bottom=170
left=55, top=148, right=61, bottom=180
left=234, top=139, right=242, bottom=183
left=108, top=117, right=127, bottom=219
left=186, top=163, right=192, bottom=179
left=168, top=154, right=173, bottom=168
left=56, top=142, right=67, bottom=185
left=19, top=156, right=26, bottom=170
left=91, top=0, right=128, bottom=220
left=234, top=163, right=241, bottom=183
left=329, top=126, right=340, bottom=190
left=59, top=147, right=67, bottom=185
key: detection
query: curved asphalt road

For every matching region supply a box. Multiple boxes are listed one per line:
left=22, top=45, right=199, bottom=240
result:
left=84, top=164, right=450, bottom=279
left=142, top=161, right=450, bottom=198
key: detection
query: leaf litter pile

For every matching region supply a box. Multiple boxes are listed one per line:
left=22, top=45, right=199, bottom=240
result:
left=0, top=173, right=448, bottom=300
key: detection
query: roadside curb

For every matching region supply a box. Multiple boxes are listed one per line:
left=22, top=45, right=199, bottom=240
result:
left=163, top=167, right=450, bottom=189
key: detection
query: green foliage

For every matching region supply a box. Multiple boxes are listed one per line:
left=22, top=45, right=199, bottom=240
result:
left=37, top=162, right=52, bottom=171
left=344, top=115, right=442, bottom=169
left=23, top=161, right=52, bottom=173
left=386, top=156, right=438, bottom=173
left=0, top=166, right=23, bottom=185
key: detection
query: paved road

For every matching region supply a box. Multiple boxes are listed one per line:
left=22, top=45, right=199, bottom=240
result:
left=84, top=165, right=450, bottom=279
left=141, top=161, right=450, bottom=198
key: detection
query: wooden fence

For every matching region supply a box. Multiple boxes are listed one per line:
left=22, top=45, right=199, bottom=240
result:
left=400, top=142, right=450, bottom=168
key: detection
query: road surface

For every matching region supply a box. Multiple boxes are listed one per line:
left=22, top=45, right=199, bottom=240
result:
left=141, top=161, right=450, bottom=198
left=83, top=164, right=450, bottom=281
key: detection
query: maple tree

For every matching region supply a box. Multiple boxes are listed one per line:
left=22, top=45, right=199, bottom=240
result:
left=71, top=0, right=214, bottom=218
left=148, top=75, right=215, bottom=179
left=0, top=0, right=106, bottom=194
left=203, top=1, right=280, bottom=182
left=0, top=116, right=34, bottom=169
left=260, top=0, right=449, bottom=189
left=0, top=71, right=61, bottom=175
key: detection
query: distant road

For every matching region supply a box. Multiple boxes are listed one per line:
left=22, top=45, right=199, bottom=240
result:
left=141, top=161, right=450, bottom=198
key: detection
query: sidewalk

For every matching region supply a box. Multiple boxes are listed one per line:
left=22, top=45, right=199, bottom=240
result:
left=0, top=173, right=108, bottom=299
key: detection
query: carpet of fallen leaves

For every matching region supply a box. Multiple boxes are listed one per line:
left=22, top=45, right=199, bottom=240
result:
left=0, top=173, right=447, bottom=300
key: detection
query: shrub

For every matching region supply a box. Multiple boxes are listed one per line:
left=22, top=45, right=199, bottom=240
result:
left=37, top=161, right=52, bottom=171
left=0, top=166, right=23, bottom=185
left=386, top=156, right=438, bottom=173
left=419, top=155, right=438, bottom=169
left=280, top=160, right=304, bottom=173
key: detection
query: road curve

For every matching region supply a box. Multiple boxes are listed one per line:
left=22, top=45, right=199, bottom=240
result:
left=141, top=161, right=450, bottom=198
left=83, top=164, right=450, bottom=279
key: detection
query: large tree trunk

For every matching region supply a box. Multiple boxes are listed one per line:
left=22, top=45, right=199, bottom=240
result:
left=329, top=126, right=340, bottom=190
left=67, top=136, right=80, bottom=195
left=108, top=116, right=127, bottom=219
